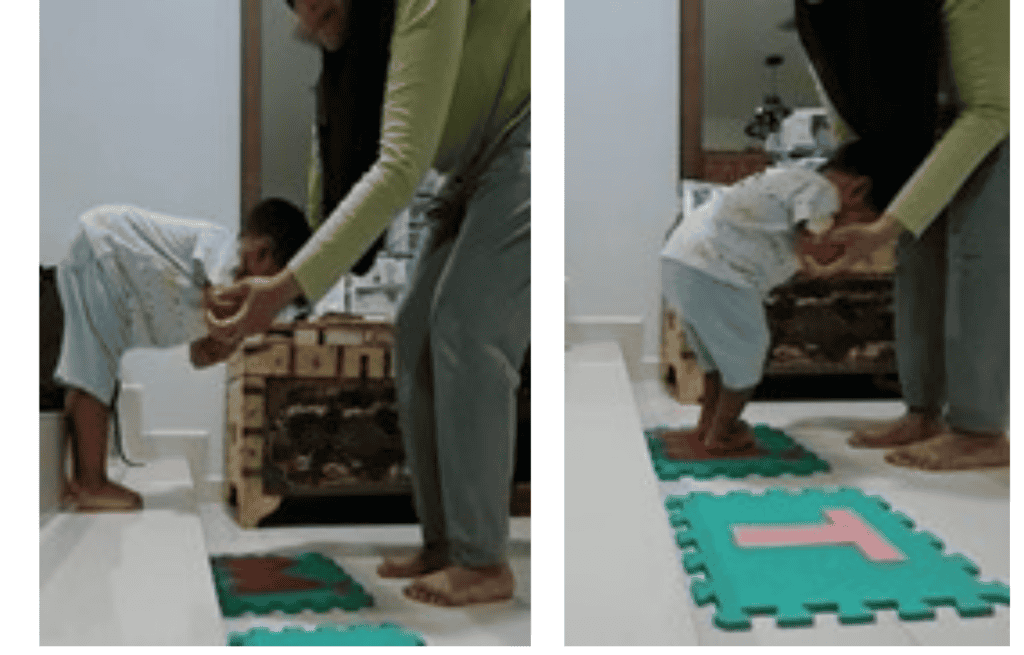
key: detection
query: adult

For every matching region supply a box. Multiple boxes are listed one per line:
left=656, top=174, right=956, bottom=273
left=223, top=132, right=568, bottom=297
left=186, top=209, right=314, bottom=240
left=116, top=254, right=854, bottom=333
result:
left=210, top=0, right=530, bottom=606
left=797, top=0, right=1009, bottom=470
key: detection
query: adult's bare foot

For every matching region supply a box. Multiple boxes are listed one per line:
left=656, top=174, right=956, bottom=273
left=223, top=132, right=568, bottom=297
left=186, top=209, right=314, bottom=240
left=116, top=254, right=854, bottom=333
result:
left=71, top=479, right=143, bottom=512
left=885, top=430, right=1009, bottom=470
left=377, top=551, right=447, bottom=579
left=848, top=412, right=942, bottom=448
left=403, top=564, right=514, bottom=607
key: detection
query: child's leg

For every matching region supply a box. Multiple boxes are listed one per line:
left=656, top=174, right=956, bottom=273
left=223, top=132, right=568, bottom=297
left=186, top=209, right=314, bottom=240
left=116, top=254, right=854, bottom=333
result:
left=64, top=388, right=142, bottom=510
left=662, top=371, right=720, bottom=450
left=702, top=384, right=756, bottom=453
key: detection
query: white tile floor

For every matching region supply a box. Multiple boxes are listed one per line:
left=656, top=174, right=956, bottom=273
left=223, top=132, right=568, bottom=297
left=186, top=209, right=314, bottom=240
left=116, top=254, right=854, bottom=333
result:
left=565, top=340, right=1010, bottom=646
left=40, top=455, right=531, bottom=646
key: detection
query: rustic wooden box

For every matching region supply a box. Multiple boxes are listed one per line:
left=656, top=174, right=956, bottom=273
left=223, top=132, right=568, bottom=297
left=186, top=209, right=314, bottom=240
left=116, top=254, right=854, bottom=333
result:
left=660, top=272, right=897, bottom=405
left=224, top=314, right=404, bottom=528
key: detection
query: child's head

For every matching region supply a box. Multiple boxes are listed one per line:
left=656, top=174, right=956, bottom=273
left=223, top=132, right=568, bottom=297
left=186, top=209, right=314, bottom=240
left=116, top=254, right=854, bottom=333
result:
left=237, top=198, right=312, bottom=280
left=818, top=139, right=882, bottom=226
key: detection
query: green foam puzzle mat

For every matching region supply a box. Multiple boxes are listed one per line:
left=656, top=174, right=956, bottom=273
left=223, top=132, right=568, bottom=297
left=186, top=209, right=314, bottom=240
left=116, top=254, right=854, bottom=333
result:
left=228, top=623, right=425, bottom=646
left=666, top=487, right=1009, bottom=630
left=646, top=424, right=830, bottom=480
left=210, top=552, right=373, bottom=617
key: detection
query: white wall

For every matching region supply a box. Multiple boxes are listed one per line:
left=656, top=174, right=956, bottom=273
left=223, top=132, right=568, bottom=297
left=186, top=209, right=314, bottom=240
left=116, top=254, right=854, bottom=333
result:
left=565, top=0, right=679, bottom=361
left=40, top=0, right=240, bottom=477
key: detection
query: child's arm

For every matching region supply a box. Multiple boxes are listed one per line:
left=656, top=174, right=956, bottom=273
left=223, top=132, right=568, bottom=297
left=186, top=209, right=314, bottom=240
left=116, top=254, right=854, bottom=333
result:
left=191, top=283, right=245, bottom=368
left=189, top=337, right=240, bottom=369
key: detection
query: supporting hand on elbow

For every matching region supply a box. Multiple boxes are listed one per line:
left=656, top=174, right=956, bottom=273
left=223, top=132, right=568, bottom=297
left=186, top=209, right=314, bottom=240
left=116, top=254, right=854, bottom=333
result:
left=205, top=271, right=303, bottom=343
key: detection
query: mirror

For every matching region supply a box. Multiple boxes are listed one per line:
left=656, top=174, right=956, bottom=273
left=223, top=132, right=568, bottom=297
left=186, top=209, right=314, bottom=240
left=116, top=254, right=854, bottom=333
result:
left=682, top=0, right=828, bottom=181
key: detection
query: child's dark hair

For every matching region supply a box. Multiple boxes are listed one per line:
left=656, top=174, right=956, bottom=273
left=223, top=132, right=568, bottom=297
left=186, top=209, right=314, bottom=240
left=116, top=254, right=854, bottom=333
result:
left=242, top=198, right=312, bottom=268
left=820, top=137, right=921, bottom=213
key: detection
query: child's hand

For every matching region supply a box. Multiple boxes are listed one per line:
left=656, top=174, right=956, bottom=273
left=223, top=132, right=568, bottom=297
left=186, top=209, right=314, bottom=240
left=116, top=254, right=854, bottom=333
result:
left=796, top=226, right=845, bottom=275
left=203, top=285, right=247, bottom=320
left=189, top=333, right=244, bottom=368
left=816, top=212, right=901, bottom=275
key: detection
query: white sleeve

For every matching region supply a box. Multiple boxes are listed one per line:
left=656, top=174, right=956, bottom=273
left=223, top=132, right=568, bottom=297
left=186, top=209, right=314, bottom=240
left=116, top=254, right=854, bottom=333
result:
left=792, top=181, right=838, bottom=235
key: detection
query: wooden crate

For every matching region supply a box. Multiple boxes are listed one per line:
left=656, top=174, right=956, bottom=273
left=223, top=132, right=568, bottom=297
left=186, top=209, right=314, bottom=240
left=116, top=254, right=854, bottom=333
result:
left=659, top=301, right=704, bottom=405
left=224, top=314, right=402, bottom=528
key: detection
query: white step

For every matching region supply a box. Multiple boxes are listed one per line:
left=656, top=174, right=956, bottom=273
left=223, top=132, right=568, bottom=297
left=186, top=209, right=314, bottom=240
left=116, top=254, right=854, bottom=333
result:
left=564, top=341, right=699, bottom=645
left=40, top=457, right=225, bottom=646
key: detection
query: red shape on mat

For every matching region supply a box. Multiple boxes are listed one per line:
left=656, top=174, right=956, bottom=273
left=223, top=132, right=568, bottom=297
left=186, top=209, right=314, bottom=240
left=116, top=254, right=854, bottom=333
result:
left=225, top=556, right=326, bottom=595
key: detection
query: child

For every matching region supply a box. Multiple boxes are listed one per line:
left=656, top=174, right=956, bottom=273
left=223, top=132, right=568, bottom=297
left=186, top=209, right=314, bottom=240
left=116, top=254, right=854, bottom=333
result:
left=659, top=142, right=879, bottom=457
left=48, top=198, right=311, bottom=511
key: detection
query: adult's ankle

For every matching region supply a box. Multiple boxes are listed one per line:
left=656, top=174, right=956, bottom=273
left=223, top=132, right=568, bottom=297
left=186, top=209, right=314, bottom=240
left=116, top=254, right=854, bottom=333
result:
left=465, top=563, right=510, bottom=574
left=907, top=406, right=941, bottom=420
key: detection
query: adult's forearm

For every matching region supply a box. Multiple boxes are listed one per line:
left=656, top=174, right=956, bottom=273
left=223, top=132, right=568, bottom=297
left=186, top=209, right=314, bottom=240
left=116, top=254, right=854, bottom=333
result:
left=287, top=0, right=470, bottom=302
left=886, top=0, right=1009, bottom=236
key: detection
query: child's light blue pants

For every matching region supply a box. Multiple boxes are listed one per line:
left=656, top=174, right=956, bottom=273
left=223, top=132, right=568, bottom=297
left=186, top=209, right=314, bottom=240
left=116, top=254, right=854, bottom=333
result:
left=661, top=259, right=770, bottom=392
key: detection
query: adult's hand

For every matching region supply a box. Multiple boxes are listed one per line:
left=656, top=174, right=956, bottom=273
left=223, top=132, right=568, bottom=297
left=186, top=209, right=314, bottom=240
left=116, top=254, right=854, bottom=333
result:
left=812, top=213, right=902, bottom=276
left=205, top=270, right=304, bottom=343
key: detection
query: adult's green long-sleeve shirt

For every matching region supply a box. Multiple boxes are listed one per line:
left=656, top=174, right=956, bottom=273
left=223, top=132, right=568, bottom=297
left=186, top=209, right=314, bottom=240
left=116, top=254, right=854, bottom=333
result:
left=288, top=0, right=531, bottom=302
left=887, top=0, right=1009, bottom=236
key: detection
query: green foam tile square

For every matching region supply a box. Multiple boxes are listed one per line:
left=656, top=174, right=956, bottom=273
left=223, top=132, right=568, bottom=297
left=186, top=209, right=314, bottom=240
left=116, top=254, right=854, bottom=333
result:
left=228, top=623, right=425, bottom=646
left=666, top=487, right=1009, bottom=630
left=646, top=424, right=830, bottom=480
left=210, top=552, right=374, bottom=617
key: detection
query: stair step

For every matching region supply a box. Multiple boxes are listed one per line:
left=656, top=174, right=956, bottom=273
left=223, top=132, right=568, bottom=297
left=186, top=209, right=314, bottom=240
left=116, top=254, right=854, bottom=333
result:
left=40, top=457, right=225, bottom=646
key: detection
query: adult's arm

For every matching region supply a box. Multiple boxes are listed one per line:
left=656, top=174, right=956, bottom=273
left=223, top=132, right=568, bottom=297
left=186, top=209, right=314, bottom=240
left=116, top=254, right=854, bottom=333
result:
left=286, top=0, right=470, bottom=302
left=888, top=0, right=1009, bottom=236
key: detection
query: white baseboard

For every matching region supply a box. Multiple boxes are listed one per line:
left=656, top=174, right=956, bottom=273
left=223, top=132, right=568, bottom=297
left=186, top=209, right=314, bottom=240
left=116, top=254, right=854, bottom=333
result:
left=40, top=412, right=62, bottom=530
left=565, top=315, right=644, bottom=380
left=640, top=355, right=661, bottom=381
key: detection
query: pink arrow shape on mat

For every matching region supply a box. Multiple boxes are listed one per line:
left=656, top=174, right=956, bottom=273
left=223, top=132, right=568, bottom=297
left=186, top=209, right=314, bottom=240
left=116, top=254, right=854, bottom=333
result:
left=731, top=508, right=906, bottom=562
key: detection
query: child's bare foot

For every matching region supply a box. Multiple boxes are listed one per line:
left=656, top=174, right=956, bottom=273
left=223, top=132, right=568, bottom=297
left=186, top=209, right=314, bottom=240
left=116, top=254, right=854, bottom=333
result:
left=403, top=564, right=515, bottom=607
left=702, top=420, right=757, bottom=455
left=885, top=430, right=1009, bottom=470
left=70, top=479, right=143, bottom=512
left=377, top=550, right=447, bottom=579
left=661, top=425, right=707, bottom=451
left=848, top=411, right=942, bottom=448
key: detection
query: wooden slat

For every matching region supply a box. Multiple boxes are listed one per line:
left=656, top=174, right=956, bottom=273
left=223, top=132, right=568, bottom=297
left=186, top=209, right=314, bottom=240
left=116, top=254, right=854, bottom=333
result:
left=293, top=344, right=338, bottom=377
left=681, top=0, right=703, bottom=179
left=240, top=0, right=261, bottom=219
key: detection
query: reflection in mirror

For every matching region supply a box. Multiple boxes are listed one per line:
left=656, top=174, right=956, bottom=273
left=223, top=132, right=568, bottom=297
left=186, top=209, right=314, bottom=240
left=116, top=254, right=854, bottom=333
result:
left=683, top=0, right=837, bottom=185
